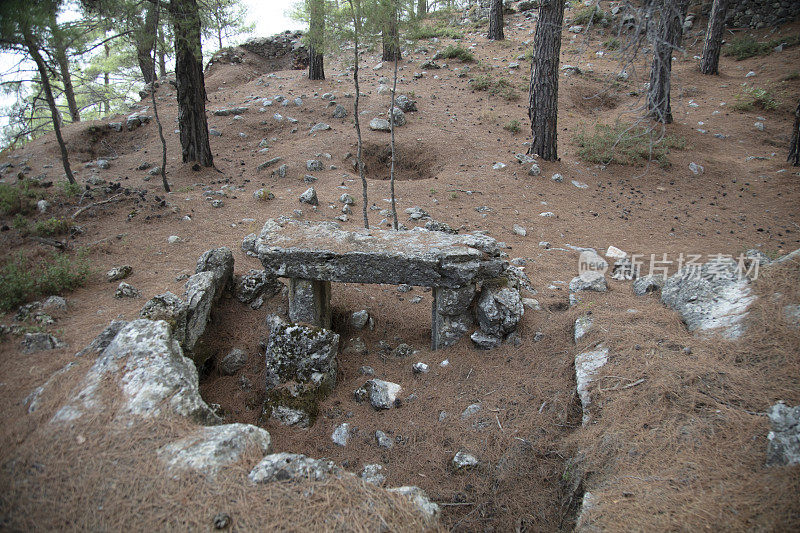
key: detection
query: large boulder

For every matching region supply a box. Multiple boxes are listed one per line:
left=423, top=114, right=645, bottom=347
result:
left=661, top=256, right=754, bottom=338
left=234, top=269, right=283, bottom=308
left=195, top=247, right=234, bottom=293
left=159, top=423, right=271, bottom=478
left=263, top=316, right=339, bottom=426
left=52, top=319, right=220, bottom=426
left=575, top=346, right=609, bottom=426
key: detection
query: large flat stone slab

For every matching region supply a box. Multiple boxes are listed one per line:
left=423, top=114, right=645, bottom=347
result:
left=246, top=218, right=505, bottom=288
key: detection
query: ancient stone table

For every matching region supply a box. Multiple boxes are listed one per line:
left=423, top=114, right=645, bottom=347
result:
left=242, top=218, right=510, bottom=349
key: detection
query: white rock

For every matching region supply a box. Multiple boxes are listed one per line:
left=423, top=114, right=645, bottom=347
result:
left=575, top=346, right=609, bottom=425
left=605, top=246, right=627, bottom=260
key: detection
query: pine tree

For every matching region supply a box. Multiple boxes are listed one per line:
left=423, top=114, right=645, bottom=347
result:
left=308, top=0, right=325, bottom=80
left=488, top=0, right=503, bottom=41
left=700, top=0, right=729, bottom=75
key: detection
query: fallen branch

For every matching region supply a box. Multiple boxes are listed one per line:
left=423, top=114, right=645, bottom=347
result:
left=29, top=236, right=69, bottom=250
left=71, top=193, right=125, bottom=219
left=598, top=378, right=646, bottom=393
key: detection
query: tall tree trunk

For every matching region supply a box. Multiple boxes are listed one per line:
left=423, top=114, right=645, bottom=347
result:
left=528, top=0, right=565, bottom=161
left=417, top=0, right=427, bottom=17
left=171, top=0, right=213, bottom=167
left=136, top=5, right=158, bottom=84
left=49, top=16, right=80, bottom=122
left=700, top=0, right=729, bottom=75
left=24, top=32, right=75, bottom=185
left=789, top=98, right=800, bottom=166
left=488, top=0, right=504, bottom=40
left=103, top=43, right=110, bottom=114
left=158, top=25, right=167, bottom=77
left=308, top=0, right=325, bottom=80
left=381, top=0, right=401, bottom=62
left=647, top=0, right=689, bottom=124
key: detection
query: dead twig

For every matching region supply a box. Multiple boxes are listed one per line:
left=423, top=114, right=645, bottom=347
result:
left=29, top=236, right=69, bottom=250
left=71, top=193, right=125, bottom=219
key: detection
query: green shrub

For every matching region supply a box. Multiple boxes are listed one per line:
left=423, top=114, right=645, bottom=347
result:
left=32, top=217, right=75, bottom=237
left=503, top=120, right=521, bottom=134
left=12, top=214, right=30, bottom=232
left=573, top=5, right=607, bottom=25
left=59, top=180, right=82, bottom=197
left=0, top=250, right=91, bottom=312
left=0, top=180, right=41, bottom=216
left=439, top=44, right=474, bottom=62
left=409, top=24, right=463, bottom=41
left=470, top=75, right=521, bottom=101
left=518, top=1, right=538, bottom=10
left=732, top=84, right=778, bottom=111
left=574, top=122, right=685, bottom=168
left=724, top=33, right=800, bottom=60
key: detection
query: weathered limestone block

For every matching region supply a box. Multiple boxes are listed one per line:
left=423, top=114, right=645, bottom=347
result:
left=288, top=278, right=331, bottom=328
left=432, top=285, right=476, bottom=349
left=263, top=316, right=339, bottom=426
left=474, top=282, right=524, bottom=345
left=252, top=218, right=504, bottom=289
left=159, top=423, right=271, bottom=478
left=248, top=452, right=341, bottom=483
left=52, top=319, right=220, bottom=426
left=140, top=292, right=188, bottom=345
left=661, top=256, right=754, bottom=339
left=195, top=247, right=234, bottom=294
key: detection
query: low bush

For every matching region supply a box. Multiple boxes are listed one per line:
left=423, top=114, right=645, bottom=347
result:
left=574, top=122, right=685, bottom=168
left=724, top=33, right=800, bottom=60
left=732, top=84, right=779, bottom=112
left=0, top=180, right=41, bottom=216
left=470, top=75, right=521, bottom=101
left=0, top=250, right=91, bottom=312
left=438, top=44, right=474, bottom=62
left=572, top=5, right=607, bottom=25
left=503, top=120, right=522, bottom=134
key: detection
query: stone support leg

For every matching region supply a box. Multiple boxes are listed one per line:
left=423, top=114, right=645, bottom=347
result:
left=431, top=285, right=476, bottom=349
left=288, top=278, right=331, bottom=328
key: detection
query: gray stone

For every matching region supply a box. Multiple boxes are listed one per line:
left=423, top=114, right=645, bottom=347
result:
left=21, top=332, right=65, bottom=354
left=309, top=122, right=331, bottom=133
left=182, top=272, right=218, bottom=357
left=288, top=278, right=331, bottom=328
left=213, top=106, right=248, bottom=116
left=350, top=309, right=370, bottom=329
left=107, top=265, right=132, bottom=282
left=270, top=406, right=310, bottom=427
left=219, top=348, right=248, bottom=375
left=766, top=403, right=800, bottom=466
left=569, top=272, right=608, bottom=293
left=425, top=219, right=457, bottom=234
left=331, top=422, right=350, bottom=446
left=452, top=451, right=479, bottom=470
left=196, top=247, right=234, bottom=292
left=395, top=94, right=417, bottom=112
left=471, top=330, right=501, bottom=349
left=576, top=346, right=609, bottom=425
left=306, top=159, right=324, bottom=172
left=387, top=486, right=440, bottom=522
left=661, top=256, right=754, bottom=338
left=475, top=285, right=524, bottom=338
left=159, top=423, right=271, bottom=478
left=52, top=319, right=220, bottom=425
left=405, top=206, right=429, bottom=220
left=389, top=107, right=406, bottom=127
left=355, top=379, right=401, bottom=410
left=512, top=224, right=527, bottom=237
left=274, top=164, right=288, bottom=179
left=114, top=282, right=140, bottom=299
left=37, top=199, right=49, bottom=213
left=574, top=315, right=593, bottom=344
left=339, top=193, right=355, bottom=205
left=392, top=343, right=415, bottom=358
left=412, top=362, right=429, bottom=374
left=551, top=173, right=564, bottom=182
left=461, top=403, right=482, bottom=419
left=96, top=159, right=110, bottom=169
left=264, top=315, right=339, bottom=425
left=528, top=164, right=541, bottom=176
left=140, top=291, right=186, bottom=331
left=432, top=285, right=476, bottom=349
left=333, top=104, right=348, bottom=118
left=376, top=430, right=393, bottom=448
left=361, top=464, right=385, bottom=485
left=633, top=274, right=666, bottom=296
left=257, top=157, right=282, bottom=171
left=211, top=199, right=224, bottom=208
left=252, top=218, right=504, bottom=289
left=248, top=453, right=341, bottom=483
left=235, top=269, right=282, bottom=305
left=75, top=320, right=127, bottom=358
left=370, top=118, right=391, bottom=131
left=299, top=187, right=318, bottom=206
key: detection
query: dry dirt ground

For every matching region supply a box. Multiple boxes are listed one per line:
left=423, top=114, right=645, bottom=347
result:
left=1, top=3, right=799, bottom=531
